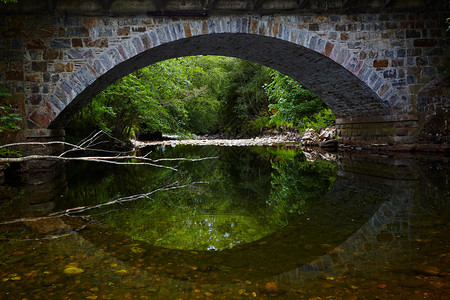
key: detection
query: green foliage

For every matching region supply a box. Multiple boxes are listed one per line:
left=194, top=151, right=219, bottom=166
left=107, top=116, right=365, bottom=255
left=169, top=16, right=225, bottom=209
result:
left=0, top=84, right=21, bottom=133
left=0, top=106, right=21, bottom=133
left=68, top=56, right=335, bottom=141
left=216, top=59, right=272, bottom=135
left=68, top=56, right=228, bottom=140
left=0, top=0, right=17, bottom=3
left=265, top=71, right=335, bottom=130
left=268, top=151, right=337, bottom=225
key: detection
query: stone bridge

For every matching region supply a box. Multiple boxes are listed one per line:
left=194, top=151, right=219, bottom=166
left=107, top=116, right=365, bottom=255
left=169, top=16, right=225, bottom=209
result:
left=1, top=0, right=449, bottom=151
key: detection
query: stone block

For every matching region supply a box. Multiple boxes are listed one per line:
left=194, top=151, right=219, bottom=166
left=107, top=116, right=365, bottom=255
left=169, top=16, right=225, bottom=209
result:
left=25, top=73, right=39, bottom=82
left=67, top=49, right=94, bottom=59
left=413, top=39, right=438, bottom=47
left=373, top=59, right=389, bottom=68
left=28, top=94, right=42, bottom=105
left=5, top=70, right=23, bottom=80
left=117, top=26, right=130, bottom=36
left=91, top=59, right=106, bottom=75
left=82, top=18, right=96, bottom=27
left=43, top=49, right=59, bottom=60
left=29, top=101, right=60, bottom=128
left=50, top=38, right=71, bottom=49
left=31, top=61, right=47, bottom=72
left=72, top=38, right=83, bottom=48
left=324, top=41, right=334, bottom=57
left=26, top=39, right=46, bottom=49
left=406, top=29, right=421, bottom=38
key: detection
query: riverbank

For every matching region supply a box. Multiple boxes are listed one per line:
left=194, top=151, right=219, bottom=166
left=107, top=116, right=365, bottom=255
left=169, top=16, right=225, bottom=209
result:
left=132, top=133, right=301, bottom=148
left=131, top=132, right=301, bottom=148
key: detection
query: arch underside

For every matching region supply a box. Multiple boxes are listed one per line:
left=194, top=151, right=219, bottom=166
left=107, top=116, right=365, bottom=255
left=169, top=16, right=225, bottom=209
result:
left=49, top=33, right=388, bottom=129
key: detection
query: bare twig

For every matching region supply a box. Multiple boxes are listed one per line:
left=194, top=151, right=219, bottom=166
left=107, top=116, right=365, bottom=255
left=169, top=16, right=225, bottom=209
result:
left=0, top=130, right=218, bottom=169
left=0, top=155, right=179, bottom=170
left=0, top=180, right=214, bottom=226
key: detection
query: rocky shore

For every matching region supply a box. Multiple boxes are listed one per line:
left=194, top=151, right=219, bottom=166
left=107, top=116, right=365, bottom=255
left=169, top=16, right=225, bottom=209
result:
left=132, top=133, right=301, bottom=148
left=132, top=127, right=338, bottom=149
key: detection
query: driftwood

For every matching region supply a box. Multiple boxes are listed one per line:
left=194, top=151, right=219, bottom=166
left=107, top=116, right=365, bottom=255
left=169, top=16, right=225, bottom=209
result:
left=0, top=130, right=218, bottom=171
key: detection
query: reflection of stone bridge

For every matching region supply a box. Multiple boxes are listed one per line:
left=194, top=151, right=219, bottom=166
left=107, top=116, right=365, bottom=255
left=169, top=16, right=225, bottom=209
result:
left=275, top=171, right=417, bottom=286
left=1, top=0, right=449, bottom=151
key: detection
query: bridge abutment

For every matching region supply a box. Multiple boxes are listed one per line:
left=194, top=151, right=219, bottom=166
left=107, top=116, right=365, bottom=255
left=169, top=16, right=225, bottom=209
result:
left=336, top=114, right=421, bottom=151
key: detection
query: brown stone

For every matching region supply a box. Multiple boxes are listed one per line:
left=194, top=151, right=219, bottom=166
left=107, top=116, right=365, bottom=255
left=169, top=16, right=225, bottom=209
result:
left=82, top=18, right=96, bottom=27
left=272, top=23, right=279, bottom=37
left=414, top=39, right=438, bottom=47
left=36, top=27, right=54, bottom=38
left=7, top=16, right=24, bottom=28
left=183, top=23, right=191, bottom=38
left=373, top=59, right=389, bottom=68
left=28, top=94, right=42, bottom=105
left=11, top=61, right=22, bottom=70
left=72, top=38, right=83, bottom=48
left=340, top=32, right=349, bottom=40
left=117, top=27, right=130, bottom=36
left=2, top=28, right=21, bottom=38
left=54, top=63, right=65, bottom=73
left=27, top=39, right=46, bottom=49
left=132, top=27, right=146, bottom=32
left=32, top=62, right=47, bottom=72
left=65, top=62, right=73, bottom=72
left=251, top=20, right=258, bottom=34
left=84, top=38, right=108, bottom=48
left=324, top=41, right=334, bottom=57
left=29, top=104, right=54, bottom=128
left=54, top=62, right=73, bottom=73
left=25, top=73, right=40, bottom=82
left=386, top=22, right=398, bottom=29
left=5, top=71, right=23, bottom=81
left=43, top=49, right=59, bottom=60
left=261, top=281, right=282, bottom=294
left=202, top=20, right=208, bottom=34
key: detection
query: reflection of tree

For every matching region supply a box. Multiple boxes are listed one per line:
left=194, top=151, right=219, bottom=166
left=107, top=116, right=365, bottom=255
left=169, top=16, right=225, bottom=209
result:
left=57, top=146, right=337, bottom=251
left=268, top=151, right=337, bottom=226
left=94, top=146, right=279, bottom=251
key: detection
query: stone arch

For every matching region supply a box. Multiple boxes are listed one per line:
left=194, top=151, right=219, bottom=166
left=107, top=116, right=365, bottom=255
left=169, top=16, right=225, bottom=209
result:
left=28, top=17, right=405, bottom=129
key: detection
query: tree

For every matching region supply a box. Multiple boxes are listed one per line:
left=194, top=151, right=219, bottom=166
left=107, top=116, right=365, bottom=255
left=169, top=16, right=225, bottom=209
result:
left=265, top=71, right=335, bottom=130
left=215, top=58, right=272, bottom=135
left=0, top=84, right=21, bottom=134
left=67, top=56, right=335, bottom=142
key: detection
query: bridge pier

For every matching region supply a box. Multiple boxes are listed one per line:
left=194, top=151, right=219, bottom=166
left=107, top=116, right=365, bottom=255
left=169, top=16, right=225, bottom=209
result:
left=336, top=114, right=420, bottom=151
left=2, top=129, right=65, bottom=183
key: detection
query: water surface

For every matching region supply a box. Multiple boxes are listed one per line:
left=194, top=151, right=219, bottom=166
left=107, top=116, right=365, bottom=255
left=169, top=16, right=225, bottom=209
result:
left=0, top=146, right=449, bottom=299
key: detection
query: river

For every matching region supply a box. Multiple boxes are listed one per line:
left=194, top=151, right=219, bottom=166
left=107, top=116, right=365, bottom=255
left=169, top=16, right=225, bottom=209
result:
left=0, top=144, right=449, bottom=299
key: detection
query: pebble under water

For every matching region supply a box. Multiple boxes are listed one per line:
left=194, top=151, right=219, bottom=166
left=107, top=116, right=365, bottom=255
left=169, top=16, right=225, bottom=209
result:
left=0, top=145, right=449, bottom=299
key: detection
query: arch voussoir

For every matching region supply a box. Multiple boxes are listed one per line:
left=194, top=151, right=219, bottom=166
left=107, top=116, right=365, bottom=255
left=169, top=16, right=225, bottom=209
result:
left=26, top=15, right=427, bottom=132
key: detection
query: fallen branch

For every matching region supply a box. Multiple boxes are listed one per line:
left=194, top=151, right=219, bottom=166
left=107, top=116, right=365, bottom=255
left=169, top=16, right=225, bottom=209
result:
left=0, top=180, right=214, bottom=226
left=0, top=130, right=218, bottom=170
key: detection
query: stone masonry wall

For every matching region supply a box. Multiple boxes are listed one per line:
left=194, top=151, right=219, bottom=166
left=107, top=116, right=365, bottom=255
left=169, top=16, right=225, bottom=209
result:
left=0, top=10, right=448, bottom=147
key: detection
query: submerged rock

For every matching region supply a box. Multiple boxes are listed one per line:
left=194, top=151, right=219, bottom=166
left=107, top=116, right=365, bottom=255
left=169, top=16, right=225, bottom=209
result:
left=301, top=127, right=337, bottom=150
left=63, top=267, right=84, bottom=275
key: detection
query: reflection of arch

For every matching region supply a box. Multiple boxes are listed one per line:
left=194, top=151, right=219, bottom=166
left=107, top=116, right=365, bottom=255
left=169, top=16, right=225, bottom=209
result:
left=78, top=170, right=405, bottom=284
left=274, top=177, right=414, bottom=287
left=29, top=17, right=405, bottom=129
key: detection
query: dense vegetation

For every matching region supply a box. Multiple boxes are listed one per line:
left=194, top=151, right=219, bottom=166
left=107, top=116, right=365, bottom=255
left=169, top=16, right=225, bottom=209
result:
left=66, top=56, right=335, bottom=141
